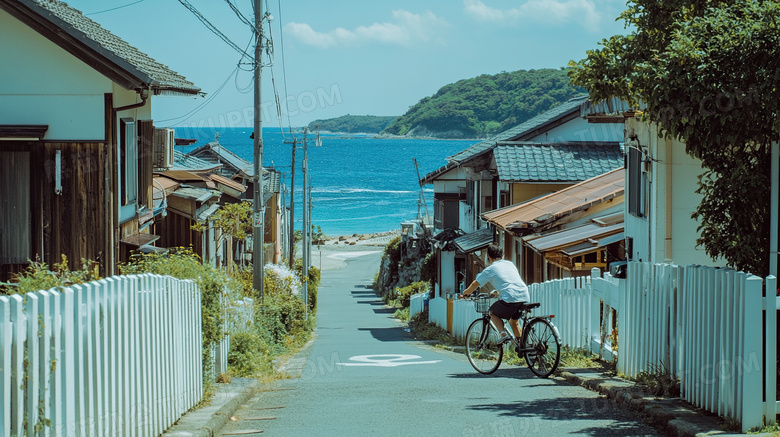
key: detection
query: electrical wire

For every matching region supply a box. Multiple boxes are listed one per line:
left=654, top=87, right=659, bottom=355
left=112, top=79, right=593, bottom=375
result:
left=158, top=33, right=256, bottom=124
left=276, top=0, right=294, bottom=132
left=176, top=0, right=254, bottom=60
left=85, top=0, right=145, bottom=15
left=155, top=65, right=238, bottom=125
left=223, top=0, right=254, bottom=28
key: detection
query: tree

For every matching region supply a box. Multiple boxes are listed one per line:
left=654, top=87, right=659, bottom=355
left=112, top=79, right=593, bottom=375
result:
left=197, top=201, right=253, bottom=274
left=568, top=1, right=780, bottom=276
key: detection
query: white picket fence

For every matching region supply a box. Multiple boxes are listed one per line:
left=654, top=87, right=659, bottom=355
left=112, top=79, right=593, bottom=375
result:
left=428, top=262, right=779, bottom=431
left=409, top=293, right=426, bottom=319
left=0, top=274, right=204, bottom=437
left=624, top=263, right=778, bottom=432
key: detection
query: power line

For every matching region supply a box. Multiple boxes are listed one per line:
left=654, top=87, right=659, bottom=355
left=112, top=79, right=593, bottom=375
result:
left=85, top=0, right=145, bottom=15
left=156, top=65, right=239, bottom=125
left=223, top=0, right=254, bottom=28
left=158, top=34, right=256, bottom=124
left=176, top=0, right=254, bottom=60
left=276, top=0, right=294, bottom=132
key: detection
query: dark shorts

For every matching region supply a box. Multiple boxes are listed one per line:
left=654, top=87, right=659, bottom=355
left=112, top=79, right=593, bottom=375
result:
left=490, top=300, right=526, bottom=320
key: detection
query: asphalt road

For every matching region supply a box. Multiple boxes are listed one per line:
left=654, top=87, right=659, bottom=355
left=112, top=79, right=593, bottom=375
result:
left=217, top=251, right=660, bottom=436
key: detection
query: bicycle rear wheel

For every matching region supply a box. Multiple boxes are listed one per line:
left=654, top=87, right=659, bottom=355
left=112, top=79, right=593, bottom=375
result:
left=523, top=318, right=561, bottom=378
left=465, top=318, right=503, bottom=374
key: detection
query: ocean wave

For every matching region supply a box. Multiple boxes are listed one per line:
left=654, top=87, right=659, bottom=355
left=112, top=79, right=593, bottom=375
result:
left=313, top=212, right=411, bottom=222
left=312, top=188, right=415, bottom=195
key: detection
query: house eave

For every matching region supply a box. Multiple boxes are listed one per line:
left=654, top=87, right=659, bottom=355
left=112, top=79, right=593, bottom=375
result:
left=1, top=0, right=201, bottom=96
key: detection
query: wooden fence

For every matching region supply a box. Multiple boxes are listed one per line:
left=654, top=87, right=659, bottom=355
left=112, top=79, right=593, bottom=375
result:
left=0, top=274, right=203, bottom=437
left=427, top=262, right=778, bottom=431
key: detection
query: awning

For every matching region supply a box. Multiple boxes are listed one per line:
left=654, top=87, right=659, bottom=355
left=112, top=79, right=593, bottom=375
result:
left=561, top=232, right=624, bottom=257
left=526, top=222, right=623, bottom=253
left=120, top=233, right=160, bottom=247
left=453, top=227, right=493, bottom=253
left=0, top=125, right=48, bottom=140
left=482, top=168, right=624, bottom=234
left=196, top=203, right=221, bottom=222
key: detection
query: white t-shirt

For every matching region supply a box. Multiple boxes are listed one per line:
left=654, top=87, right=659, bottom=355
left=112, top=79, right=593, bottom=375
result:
left=475, top=259, right=529, bottom=303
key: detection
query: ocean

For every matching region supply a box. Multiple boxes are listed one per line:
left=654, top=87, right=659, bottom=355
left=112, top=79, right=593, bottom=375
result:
left=174, top=127, right=472, bottom=238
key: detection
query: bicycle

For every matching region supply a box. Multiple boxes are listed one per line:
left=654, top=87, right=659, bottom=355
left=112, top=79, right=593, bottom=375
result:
left=461, top=294, right=562, bottom=377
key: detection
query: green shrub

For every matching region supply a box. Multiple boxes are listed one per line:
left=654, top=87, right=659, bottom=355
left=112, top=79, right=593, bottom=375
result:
left=419, top=251, right=437, bottom=294
left=1, top=255, right=100, bottom=295
left=227, top=329, right=273, bottom=377
left=258, top=292, right=312, bottom=351
left=294, top=259, right=320, bottom=313
left=409, top=309, right=453, bottom=345
left=384, top=236, right=402, bottom=276
left=396, top=281, right=429, bottom=308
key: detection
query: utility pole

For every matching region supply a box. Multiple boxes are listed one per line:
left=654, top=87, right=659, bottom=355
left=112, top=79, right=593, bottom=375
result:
left=302, top=128, right=310, bottom=316
left=284, top=137, right=297, bottom=269
left=252, top=0, right=264, bottom=301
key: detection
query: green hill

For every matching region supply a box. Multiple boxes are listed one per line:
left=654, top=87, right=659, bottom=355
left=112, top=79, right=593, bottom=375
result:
left=382, top=69, right=584, bottom=139
left=307, top=115, right=397, bottom=134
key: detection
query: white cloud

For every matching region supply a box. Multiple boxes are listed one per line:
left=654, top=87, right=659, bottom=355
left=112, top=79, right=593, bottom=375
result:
left=463, top=0, right=603, bottom=32
left=286, top=10, right=448, bottom=49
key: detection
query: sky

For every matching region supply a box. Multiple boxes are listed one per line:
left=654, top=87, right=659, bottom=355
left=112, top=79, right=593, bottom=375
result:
left=63, top=0, right=631, bottom=130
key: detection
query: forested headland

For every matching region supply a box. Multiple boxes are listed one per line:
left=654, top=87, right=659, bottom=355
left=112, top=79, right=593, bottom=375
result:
left=307, top=68, right=583, bottom=139
left=382, top=68, right=584, bottom=139
left=307, top=115, right=397, bottom=134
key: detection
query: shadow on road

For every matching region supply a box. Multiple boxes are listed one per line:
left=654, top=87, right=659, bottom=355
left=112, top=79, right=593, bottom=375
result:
left=358, top=326, right=413, bottom=342
left=464, top=395, right=657, bottom=436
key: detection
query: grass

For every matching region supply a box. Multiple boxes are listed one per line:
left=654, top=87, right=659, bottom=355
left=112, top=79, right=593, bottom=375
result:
left=747, top=421, right=780, bottom=435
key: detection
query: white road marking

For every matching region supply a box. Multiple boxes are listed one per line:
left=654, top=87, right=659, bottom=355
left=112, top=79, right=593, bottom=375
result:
left=337, top=354, right=441, bottom=367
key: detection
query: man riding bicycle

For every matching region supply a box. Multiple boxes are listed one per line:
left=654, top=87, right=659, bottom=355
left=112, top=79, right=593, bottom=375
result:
left=459, top=244, right=529, bottom=345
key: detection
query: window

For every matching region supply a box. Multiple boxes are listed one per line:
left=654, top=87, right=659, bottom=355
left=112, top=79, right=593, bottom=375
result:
left=121, top=118, right=137, bottom=206
left=627, top=141, right=645, bottom=217
left=0, top=152, right=31, bottom=264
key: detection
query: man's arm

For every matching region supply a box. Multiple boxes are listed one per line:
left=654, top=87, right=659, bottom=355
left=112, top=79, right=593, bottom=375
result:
left=461, top=280, right=481, bottom=297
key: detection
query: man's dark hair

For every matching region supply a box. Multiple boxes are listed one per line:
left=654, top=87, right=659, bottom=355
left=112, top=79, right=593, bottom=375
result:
left=487, top=244, right=503, bottom=260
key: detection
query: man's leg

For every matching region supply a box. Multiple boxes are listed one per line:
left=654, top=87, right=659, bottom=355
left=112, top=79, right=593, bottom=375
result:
left=508, top=318, right=522, bottom=339
left=490, top=312, right=506, bottom=335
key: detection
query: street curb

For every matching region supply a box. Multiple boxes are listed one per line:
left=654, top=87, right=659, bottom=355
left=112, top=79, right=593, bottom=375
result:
left=555, top=369, right=774, bottom=437
left=162, top=379, right=262, bottom=437
left=202, top=380, right=262, bottom=437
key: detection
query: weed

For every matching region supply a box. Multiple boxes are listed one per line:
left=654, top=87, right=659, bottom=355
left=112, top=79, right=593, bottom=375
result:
left=408, top=309, right=454, bottom=345
left=630, top=361, right=681, bottom=397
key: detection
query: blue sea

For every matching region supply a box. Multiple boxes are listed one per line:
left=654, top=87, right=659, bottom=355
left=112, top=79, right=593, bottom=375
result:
left=173, top=127, right=472, bottom=238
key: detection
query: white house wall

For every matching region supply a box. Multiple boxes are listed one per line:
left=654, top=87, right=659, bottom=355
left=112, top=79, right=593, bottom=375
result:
left=528, top=116, right=623, bottom=143
left=440, top=250, right=457, bottom=297
left=0, top=8, right=114, bottom=140
left=626, top=118, right=723, bottom=267
left=432, top=178, right=464, bottom=195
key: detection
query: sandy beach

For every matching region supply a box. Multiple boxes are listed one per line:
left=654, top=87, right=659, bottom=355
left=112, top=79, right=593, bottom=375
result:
left=302, top=233, right=396, bottom=271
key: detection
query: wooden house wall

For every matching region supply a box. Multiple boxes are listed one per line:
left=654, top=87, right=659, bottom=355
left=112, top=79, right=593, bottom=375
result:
left=0, top=141, right=108, bottom=282
left=152, top=211, right=203, bottom=256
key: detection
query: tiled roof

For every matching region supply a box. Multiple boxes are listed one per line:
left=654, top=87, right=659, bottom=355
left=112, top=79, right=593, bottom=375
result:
left=493, top=142, right=622, bottom=182
left=264, top=169, right=281, bottom=194
left=446, top=95, right=588, bottom=165
left=188, top=141, right=255, bottom=178
left=4, top=0, right=199, bottom=95
left=209, top=174, right=247, bottom=193
left=453, top=227, right=493, bottom=254
left=421, top=95, right=588, bottom=183
left=171, top=150, right=222, bottom=172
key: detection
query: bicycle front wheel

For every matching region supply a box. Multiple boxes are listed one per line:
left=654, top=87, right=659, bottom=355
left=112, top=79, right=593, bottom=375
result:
left=523, top=318, right=561, bottom=378
left=465, top=318, right=503, bottom=374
